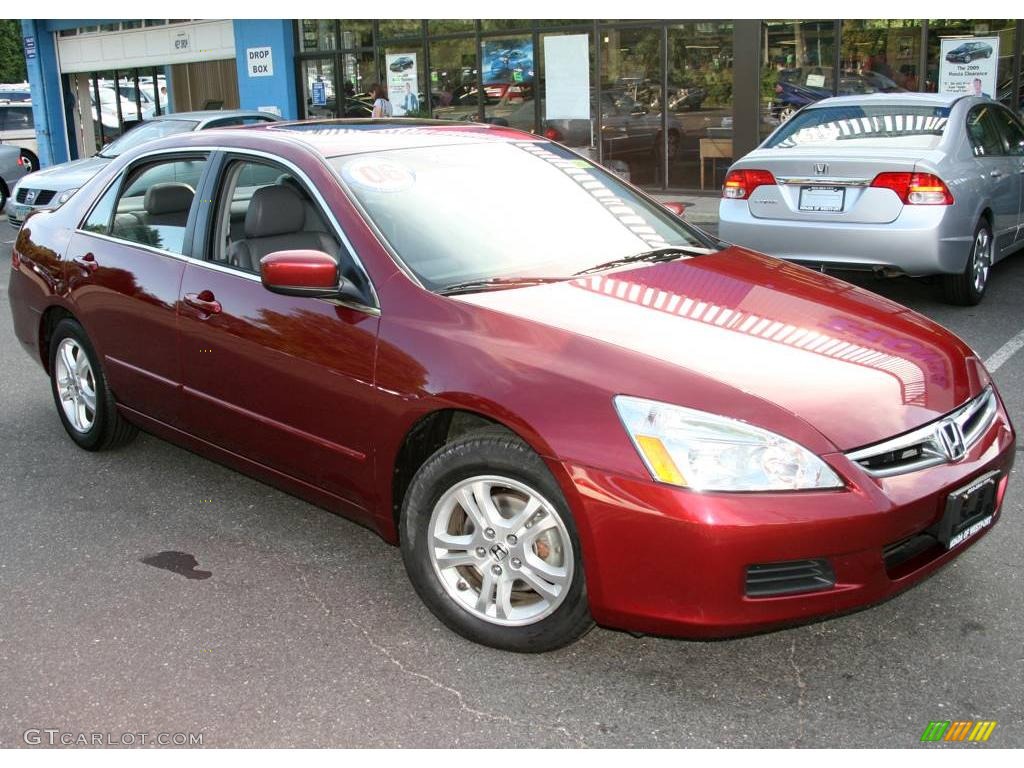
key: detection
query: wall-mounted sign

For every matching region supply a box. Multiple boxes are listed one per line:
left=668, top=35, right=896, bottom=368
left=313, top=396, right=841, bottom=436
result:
left=544, top=34, right=590, bottom=120
left=938, top=36, right=1000, bottom=99
left=23, top=36, right=36, bottom=60
left=386, top=52, right=419, bottom=116
left=173, top=31, right=191, bottom=53
left=247, top=46, right=274, bottom=78
left=311, top=78, right=327, bottom=107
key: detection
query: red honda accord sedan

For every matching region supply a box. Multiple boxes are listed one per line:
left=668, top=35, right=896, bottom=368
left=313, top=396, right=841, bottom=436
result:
left=8, top=120, right=1015, bottom=652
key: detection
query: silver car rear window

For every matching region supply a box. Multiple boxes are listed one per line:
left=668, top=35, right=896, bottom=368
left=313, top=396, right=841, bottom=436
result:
left=766, top=105, right=951, bottom=150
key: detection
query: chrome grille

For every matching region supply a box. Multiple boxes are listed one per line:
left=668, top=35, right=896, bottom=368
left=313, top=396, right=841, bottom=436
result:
left=846, top=387, right=998, bottom=478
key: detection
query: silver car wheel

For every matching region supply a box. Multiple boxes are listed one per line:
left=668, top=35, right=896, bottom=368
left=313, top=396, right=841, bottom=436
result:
left=55, top=338, right=97, bottom=433
left=428, top=475, right=574, bottom=627
left=972, top=228, right=992, bottom=294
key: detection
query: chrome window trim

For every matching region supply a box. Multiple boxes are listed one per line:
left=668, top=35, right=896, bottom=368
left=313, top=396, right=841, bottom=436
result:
left=846, top=387, right=998, bottom=478
left=72, top=144, right=380, bottom=312
left=775, top=177, right=872, bottom=187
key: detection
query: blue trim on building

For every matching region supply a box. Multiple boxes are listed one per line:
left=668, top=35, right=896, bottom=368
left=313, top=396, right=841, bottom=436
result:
left=21, top=20, right=70, bottom=167
left=232, top=20, right=298, bottom=120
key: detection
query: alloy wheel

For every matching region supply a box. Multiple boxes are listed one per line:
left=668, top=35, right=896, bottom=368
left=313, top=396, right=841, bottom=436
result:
left=971, top=227, right=992, bottom=295
left=428, top=475, right=574, bottom=626
left=54, top=338, right=97, bottom=433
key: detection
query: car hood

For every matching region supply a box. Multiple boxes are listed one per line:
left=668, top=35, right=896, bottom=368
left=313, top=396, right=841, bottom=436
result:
left=19, top=155, right=111, bottom=190
left=454, top=248, right=986, bottom=451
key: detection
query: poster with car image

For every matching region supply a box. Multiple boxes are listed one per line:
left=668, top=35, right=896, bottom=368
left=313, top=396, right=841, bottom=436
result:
left=386, top=53, right=420, bottom=116
left=482, top=38, right=534, bottom=87
left=938, top=37, right=999, bottom=98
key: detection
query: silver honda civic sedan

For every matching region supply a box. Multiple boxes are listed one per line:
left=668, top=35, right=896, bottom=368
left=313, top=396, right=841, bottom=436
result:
left=719, top=93, right=1024, bottom=305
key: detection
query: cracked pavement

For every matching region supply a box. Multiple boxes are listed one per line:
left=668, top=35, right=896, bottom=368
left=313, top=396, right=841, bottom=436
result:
left=1, top=221, right=1022, bottom=747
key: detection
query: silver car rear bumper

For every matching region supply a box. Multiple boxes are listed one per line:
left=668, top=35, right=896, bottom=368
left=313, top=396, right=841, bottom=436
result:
left=719, top=200, right=971, bottom=276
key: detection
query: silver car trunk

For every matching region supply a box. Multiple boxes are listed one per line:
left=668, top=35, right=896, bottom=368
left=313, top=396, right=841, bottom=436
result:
left=733, top=147, right=944, bottom=225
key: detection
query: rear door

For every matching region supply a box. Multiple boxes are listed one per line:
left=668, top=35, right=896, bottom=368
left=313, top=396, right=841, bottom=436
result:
left=966, top=104, right=1019, bottom=252
left=68, top=152, right=210, bottom=425
left=990, top=105, right=1024, bottom=244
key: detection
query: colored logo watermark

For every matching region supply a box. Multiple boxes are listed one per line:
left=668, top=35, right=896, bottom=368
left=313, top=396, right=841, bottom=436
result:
left=921, top=720, right=997, bottom=743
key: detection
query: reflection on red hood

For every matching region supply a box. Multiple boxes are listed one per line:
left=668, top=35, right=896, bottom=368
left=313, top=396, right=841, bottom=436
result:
left=456, top=248, right=987, bottom=450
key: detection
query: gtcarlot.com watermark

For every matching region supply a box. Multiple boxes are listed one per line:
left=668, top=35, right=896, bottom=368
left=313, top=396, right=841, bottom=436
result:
left=23, top=729, right=203, bottom=747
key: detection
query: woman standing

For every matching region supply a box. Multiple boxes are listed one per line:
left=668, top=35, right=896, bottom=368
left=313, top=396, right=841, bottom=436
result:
left=370, top=83, right=393, bottom=118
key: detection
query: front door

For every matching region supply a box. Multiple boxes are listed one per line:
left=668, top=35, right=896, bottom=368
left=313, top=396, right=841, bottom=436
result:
left=177, top=154, right=380, bottom=515
left=68, top=153, right=209, bottom=424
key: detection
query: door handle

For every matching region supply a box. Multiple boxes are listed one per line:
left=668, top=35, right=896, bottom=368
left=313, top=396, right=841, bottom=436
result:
left=184, top=290, right=222, bottom=315
left=72, top=253, right=98, bottom=272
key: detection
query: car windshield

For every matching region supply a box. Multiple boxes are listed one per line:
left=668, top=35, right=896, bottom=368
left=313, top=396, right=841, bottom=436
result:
left=765, top=104, right=950, bottom=150
left=98, top=119, right=200, bottom=158
left=332, top=141, right=713, bottom=291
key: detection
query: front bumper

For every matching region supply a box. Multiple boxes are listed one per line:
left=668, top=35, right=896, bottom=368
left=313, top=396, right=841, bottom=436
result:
left=718, top=200, right=969, bottom=276
left=561, top=402, right=1015, bottom=638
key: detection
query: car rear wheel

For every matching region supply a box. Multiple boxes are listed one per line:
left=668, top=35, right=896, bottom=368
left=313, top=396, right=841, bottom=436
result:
left=0, top=180, right=7, bottom=212
left=19, top=150, right=38, bottom=174
left=400, top=429, right=593, bottom=652
left=49, top=318, right=138, bottom=451
left=942, top=220, right=992, bottom=306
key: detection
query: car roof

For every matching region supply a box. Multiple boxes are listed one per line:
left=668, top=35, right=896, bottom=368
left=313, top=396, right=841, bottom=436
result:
left=806, top=92, right=964, bottom=109
left=254, top=118, right=544, bottom=157
left=150, top=109, right=279, bottom=123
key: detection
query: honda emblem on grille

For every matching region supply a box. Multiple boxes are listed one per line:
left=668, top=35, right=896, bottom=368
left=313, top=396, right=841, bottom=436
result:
left=814, top=163, right=828, bottom=176
left=937, top=419, right=966, bottom=461
left=25, top=190, right=37, bottom=204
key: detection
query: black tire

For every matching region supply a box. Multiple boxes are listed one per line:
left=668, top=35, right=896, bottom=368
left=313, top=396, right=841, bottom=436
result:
left=19, top=150, right=39, bottom=175
left=400, top=428, right=593, bottom=652
left=48, top=318, right=138, bottom=451
left=0, top=179, right=7, bottom=212
left=942, top=219, right=992, bottom=306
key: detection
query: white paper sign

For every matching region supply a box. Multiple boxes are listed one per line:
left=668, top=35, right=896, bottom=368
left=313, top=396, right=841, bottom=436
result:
left=938, top=37, right=999, bottom=99
left=386, top=53, right=420, bottom=116
left=544, top=35, right=590, bottom=120
left=247, top=47, right=274, bottom=78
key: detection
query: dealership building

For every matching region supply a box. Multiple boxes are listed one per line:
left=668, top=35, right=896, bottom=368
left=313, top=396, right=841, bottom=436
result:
left=18, top=18, right=1024, bottom=192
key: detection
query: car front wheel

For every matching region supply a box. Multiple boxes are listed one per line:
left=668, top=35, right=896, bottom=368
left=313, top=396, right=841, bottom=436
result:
left=49, top=318, right=138, bottom=450
left=400, top=429, right=593, bottom=652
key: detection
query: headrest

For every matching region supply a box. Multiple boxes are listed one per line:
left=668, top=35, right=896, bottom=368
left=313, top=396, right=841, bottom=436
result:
left=275, top=173, right=306, bottom=196
left=144, top=182, right=194, bottom=216
left=245, top=184, right=305, bottom=238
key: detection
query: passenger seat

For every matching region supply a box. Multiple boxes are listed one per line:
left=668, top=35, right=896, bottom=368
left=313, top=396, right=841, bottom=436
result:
left=227, top=185, right=340, bottom=273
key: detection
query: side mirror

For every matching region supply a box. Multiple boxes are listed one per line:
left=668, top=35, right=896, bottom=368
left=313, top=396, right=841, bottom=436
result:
left=259, top=250, right=364, bottom=304
left=662, top=201, right=687, bottom=217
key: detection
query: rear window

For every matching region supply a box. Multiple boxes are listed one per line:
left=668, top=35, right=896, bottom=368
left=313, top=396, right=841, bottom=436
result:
left=766, top=104, right=950, bottom=150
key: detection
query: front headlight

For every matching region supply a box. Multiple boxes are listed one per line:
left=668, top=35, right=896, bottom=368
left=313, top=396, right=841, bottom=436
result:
left=614, top=396, right=843, bottom=492
left=56, top=188, right=79, bottom=206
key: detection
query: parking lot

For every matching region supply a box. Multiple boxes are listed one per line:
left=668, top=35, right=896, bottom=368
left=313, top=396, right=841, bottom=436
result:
left=1, top=214, right=1022, bottom=748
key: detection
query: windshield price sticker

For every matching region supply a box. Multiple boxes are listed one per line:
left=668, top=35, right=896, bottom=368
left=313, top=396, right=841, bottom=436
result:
left=341, top=157, right=416, bottom=193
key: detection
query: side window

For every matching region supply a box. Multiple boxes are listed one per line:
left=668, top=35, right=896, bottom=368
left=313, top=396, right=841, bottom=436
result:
left=81, top=177, right=121, bottom=234
left=206, top=117, right=244, bottom=128
left=966, top=106, right=1005, bottom=157
left=210, top=159, right=369, bottom=298
left=993, top=108, right=1024, bottom=157
left=4, top=107, right=33, bottom=130
left=107, top=157, right=207, bottom=254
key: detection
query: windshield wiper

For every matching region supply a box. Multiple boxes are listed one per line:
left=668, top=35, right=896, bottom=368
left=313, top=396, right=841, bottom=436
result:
left=438, top=276, right=567, bottom=296
left=573, top=246, right=708, bottom=276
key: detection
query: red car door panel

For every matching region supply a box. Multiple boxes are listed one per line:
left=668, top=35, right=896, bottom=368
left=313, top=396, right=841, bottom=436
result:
left=177, top=262, right=380, bottom=515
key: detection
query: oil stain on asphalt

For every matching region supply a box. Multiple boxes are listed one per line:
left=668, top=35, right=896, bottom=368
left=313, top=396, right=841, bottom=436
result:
left=140, top=551, right=212, bottom=580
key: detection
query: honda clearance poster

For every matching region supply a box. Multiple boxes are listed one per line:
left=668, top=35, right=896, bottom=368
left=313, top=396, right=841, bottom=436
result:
left=938, top=37, right=999, bottom=98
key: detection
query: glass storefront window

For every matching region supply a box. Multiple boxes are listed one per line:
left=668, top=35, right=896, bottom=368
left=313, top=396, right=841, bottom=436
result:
left=340, top=21, right=374, bottom=49
left=299, top=20, right=336, bottom=52
left=429, top=20, right=475, bottom=35
left=480, top=20, right=531, bottom=32
left=760, top=20, right=837, bottom=137
left=430, top=38, right=479, bottom=120
left=668, top=22, right=734, bottom=190
left=841, top=20, right=921, bottom=93
left=301, top=58, right=338, bottom=119
left=379, top=20, right=422, bottom=40
left=342, top=51, right=378, bottom=116
left=925, top=20, right=1016, bottom=107
left=600, top=26, right=663, bottom=187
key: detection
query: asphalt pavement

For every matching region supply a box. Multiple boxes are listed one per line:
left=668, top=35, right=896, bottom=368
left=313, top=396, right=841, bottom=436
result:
left=1, top=214, right=1022, bottom=748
